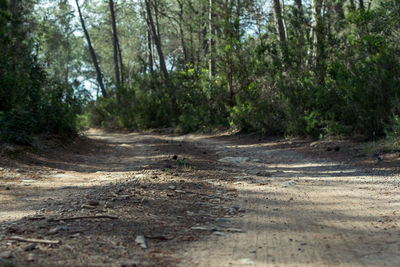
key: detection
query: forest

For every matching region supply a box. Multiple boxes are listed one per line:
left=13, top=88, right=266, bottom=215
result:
left=1, top=1, right=400, bottom=266
left=1, top=0, right=400, bottom=143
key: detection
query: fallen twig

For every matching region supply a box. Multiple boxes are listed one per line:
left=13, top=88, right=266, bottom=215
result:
left=49, top=215, right=118, bottom=222
left=8, top=236, right=61, bottom=244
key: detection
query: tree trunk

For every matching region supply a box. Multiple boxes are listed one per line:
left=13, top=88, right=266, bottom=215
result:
left=272, top=0, right=286, bottom=43
left=147, top=27, right=154, bottom=74
left=109, top=0, right=121, bottom=88
left=359, top=0, right=364, bottom=10
left=208, top=0, right=215, bottom=78
left=144, top=0, right=168, bottom=81
left=117, top=39, right=124, bottom=83
left=311, top=0, right=323, bottom=67
left=75, top=0, right=107, bottom=98
left=177, top=0, right=188, bottom=66
left=294, top=0, right=305, bottom=64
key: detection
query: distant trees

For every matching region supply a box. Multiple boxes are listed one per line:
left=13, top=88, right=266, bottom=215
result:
left=1, top=0, right=399, bottom=141
left=0, top=0, right=82, bottom=144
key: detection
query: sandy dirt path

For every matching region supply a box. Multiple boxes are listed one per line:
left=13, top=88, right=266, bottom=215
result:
left=0, top=130, right=399, bottom=266
left=177, top=134, right=400, bottom=267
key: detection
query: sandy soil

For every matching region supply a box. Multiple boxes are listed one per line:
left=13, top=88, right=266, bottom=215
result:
left=0, top=130, right=399, bottom=266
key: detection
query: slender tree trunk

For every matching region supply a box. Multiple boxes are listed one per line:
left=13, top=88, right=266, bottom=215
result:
left=109, top=0, right=121, bottom=88
left=142, top=0, right=154, bottom=74
left=294, top=0, right=304, bottom=65
left=117, top=39, right=124, bottom=83
left=177, top=0, right=188, bottom=66
left=147, top=27, right=154, bottom=74
left=359, top=0, right=365, bottom=10
left=311, top=0, right=323, bottom=67
left=209, top=0, right=215, bottom=78
left=189, top=24, right=195, bottom=66
left=272, top=0, right=286, bottom=43
left=75, top=0, right=107, bottom=98
left=144, top=0, right=168, bottom=81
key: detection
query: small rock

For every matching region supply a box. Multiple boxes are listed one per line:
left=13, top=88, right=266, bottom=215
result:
left=71, top=233, right=81, bottom=238
left=310, top=142, right=318, bottom=147
left=120, top=261, right=139, bottom=267
left=0, top=251, right=13, bottom=259
left=48, top=226, right=61, bottom=235
left=81, top=204, right=96, bottom=209
left=168, top=185, right=176, bottom=190
left=21, top=179, right=35, bottom=186
left=216, top=218, right=231, bottom=224
left=226, top=228, right=245, bottom=233
left=135, top=235, right=147, bottom=249
left=191, top=226, right=208, bottom=231
left=24, top=244, right=36, bottom=251
left=239, top=258, right=255, bottom=265
left=172, top=155, right=178, bottom=160
left=281, top=180, right=296, bottom=187
left=249, top=250, right=257, bottom=253
left=5, top=186, right=10, bottom=190
left=16, top=169, right=26, bottom=173
left=104, top=202, right=112, bottom=209
left=88, top=200, right=100, bottom=206
left=377, top=218, right=383, bottom=222
left=27, top=253, right=35, bottom=262
left=174, top=189, right=185, bottom=193
left=212, top=231, right=225, bottom=236
left=289, top=197, right=294, bottom=201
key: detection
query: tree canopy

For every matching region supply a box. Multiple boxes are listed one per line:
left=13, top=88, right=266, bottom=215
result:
left=1, top=0, right=400, bottom=143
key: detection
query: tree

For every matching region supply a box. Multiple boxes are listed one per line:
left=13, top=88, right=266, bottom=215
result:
left=75, top=0, right=107, bottom=98
left=109, top=0, right=123, bottom=87
left=144, top=0, right=169, bottom=82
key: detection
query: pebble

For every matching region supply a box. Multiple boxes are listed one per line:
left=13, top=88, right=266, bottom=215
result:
left=216, top=218, right=231, bottom=224
left=27, top=253, right=35, bottom=262
left=226, top=228, right=245, bottom=233
left=377, top=218, right=383, bottom=222
left=191, top=226, right=209, bottom=231
left=24, top=244, right=36, bottom=251
left=174, top=189, right=186, bottom=193
left=88, top=200, right=100, bottom=206
left=81, top=204, right=96, bottom=209
left=239, top=258, right=255, bottom=265
left=135, top=235, right=147, bottom=249
left=48, top=226, right=61, bottom=235
left=212, top=231, right=225, bottom=236
left=0, top=251, right=13, bottom=259
left=168, top=185, right=176, bottom=190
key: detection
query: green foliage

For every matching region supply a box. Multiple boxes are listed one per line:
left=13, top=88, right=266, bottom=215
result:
left=3, top=0, right=399, bottom=141
left=0, top=0, right=81, bottom=145
left=0, top=110, right=36, bottom=145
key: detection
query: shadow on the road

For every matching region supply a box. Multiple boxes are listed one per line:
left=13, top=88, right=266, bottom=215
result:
left=1, top=132, right=399, bottom=266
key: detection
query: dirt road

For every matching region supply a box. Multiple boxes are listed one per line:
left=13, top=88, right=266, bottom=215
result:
left=1, top=130, right=399, bottom=266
